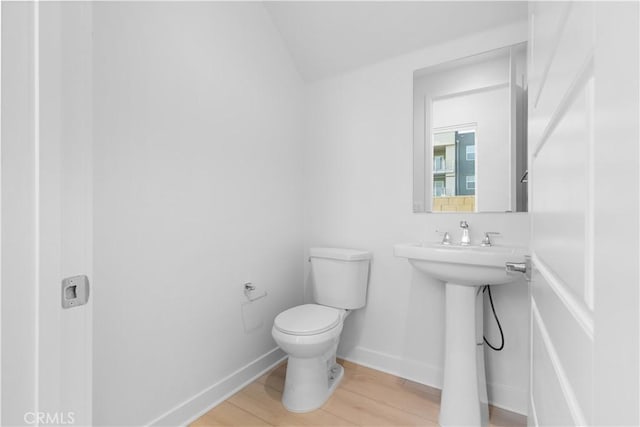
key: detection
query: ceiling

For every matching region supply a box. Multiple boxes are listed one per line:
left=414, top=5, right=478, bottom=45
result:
left=264, top=1, right=528, bottom=82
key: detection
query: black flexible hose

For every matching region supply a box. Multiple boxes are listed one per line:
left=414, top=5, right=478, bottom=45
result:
left=483, top=285, right=504, bottom=351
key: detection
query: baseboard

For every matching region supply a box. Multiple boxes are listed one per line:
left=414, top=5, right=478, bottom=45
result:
left=338, top=345, right=527, bottom=416
left=488, top=382, right=528, bottom=415
left=338, top=346, right=443, bottom=389
left=147, top=347, right=287, bottom=426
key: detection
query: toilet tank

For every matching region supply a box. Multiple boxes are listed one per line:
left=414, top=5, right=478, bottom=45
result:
left=309, top=248, right=371, bottom=309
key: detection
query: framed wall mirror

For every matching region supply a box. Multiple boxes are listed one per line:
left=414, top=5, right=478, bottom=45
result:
left=413, top=43, right=528, bottom=213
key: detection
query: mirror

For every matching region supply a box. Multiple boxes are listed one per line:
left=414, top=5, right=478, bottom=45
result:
left=413, top=43, right=528, bottom=213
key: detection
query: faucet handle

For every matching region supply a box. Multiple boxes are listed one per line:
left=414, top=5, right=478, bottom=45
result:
left=481, top=232, right=501, bottom=247
left=435, top=230, right=452, bottom=245
left=460, top=220, right=469, bottom=229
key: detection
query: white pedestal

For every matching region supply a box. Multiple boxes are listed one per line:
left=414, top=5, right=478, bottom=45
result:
left=439, top=283, right=489, bottom=427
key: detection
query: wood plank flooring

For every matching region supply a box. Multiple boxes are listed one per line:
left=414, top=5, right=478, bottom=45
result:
left=191, top=360, right=526, bottom=426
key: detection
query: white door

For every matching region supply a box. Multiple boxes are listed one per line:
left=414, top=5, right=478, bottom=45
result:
left=528, top=2, right=639, bottom=426
left=1, top=2, right=93, bottom=425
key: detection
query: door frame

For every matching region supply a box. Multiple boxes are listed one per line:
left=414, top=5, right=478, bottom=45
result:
left=1, top=2, right=93, bottom=424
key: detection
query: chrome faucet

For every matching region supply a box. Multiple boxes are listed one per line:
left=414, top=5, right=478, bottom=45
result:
left=480, top=232, right=501, bottom=247
left=459, top=221, right=470, bottom=246
left=436, top=230, right=452, bottom=245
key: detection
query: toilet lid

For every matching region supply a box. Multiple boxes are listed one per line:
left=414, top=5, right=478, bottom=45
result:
left=274, top=304, right=342, bottom=336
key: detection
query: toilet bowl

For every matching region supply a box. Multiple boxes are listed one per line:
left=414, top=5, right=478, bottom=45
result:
left=272, top=248, right=371, bottom=413
left=272, top=304, right=347, bottom=412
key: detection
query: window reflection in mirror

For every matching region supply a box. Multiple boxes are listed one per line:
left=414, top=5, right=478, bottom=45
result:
left=432, top=128, right=476, bottom=212
left=412, top=42, right=527, bottom=213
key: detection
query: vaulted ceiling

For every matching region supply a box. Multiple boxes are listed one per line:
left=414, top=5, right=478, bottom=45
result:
left=264, top=1, right=528, bottom=81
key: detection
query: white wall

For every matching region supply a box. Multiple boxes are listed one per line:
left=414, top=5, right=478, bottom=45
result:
left=92, top=3, right=305, bottom=425
left=592, top=2, right=639, bottom=422
left=304, top=21, right=531, bottom=414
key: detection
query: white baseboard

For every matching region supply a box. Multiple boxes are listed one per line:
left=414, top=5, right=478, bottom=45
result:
left=148, top=347, right=286, bottom=426
left=338, top=346, right=443, bottom=389
left=488, top=382, right=528, bottom=415
left=338, top=345, right=527, bottom=416
left=146, top=344, right=526, bottom=425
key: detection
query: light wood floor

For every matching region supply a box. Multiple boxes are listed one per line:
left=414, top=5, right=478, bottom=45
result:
left=192, top=359, right=526, bottom=426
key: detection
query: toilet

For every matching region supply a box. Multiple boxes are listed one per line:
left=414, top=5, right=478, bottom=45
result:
left=272, top=247, right=371, bottom=413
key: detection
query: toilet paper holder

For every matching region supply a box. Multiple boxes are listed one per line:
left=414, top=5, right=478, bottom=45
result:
left=243, top=282, right=267, bottom=302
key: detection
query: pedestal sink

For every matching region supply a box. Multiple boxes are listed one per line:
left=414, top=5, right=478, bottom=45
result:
left=394, top=242, right=528, bottom=427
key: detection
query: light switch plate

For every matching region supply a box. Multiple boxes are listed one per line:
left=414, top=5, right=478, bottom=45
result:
left=61, top=275, right=90, bottom=309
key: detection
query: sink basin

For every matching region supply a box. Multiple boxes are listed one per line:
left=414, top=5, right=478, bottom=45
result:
left=394, top=242, right=528, bottom=286
left=394, top=241, right=529, bottom=426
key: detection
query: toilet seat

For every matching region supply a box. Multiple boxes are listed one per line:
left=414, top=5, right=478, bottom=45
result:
left=274, top=304, right=342, bottom=336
